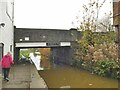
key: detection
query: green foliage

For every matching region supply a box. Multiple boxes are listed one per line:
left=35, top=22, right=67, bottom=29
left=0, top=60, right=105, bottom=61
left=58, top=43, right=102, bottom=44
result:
left=19, top=48, right=40, bottom=58
left=80, top=30, right=93, bottom=47
left=79, top=31, right=116, bottom=48
left=93, top=60, right=119, bottom=79
left=19, top=49, right=32, bottom=58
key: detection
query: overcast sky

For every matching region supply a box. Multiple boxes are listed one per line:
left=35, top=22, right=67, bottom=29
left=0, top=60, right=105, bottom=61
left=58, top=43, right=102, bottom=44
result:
left=14, top=0, right=112, bottom=29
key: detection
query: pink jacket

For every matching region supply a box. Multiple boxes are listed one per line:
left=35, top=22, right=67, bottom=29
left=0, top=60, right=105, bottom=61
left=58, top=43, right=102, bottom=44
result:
left=0, top=54, right=14, bottom=68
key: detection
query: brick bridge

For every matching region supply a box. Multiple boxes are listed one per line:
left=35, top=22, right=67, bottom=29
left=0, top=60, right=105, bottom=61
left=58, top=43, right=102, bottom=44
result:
left=14, top=27, right=82, bottom=65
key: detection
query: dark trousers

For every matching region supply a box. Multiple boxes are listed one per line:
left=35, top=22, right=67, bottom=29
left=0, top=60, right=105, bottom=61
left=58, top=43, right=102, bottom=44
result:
left=2, top=68, right=10, bottom=79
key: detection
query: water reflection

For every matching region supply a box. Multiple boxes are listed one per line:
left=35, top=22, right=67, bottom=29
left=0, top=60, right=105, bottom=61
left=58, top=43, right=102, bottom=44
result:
left=39, top=65, right=118, bottom=88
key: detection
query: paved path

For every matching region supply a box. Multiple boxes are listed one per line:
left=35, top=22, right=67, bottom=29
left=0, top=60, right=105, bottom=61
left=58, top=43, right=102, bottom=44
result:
left=1, top=63, right=48, bottom=89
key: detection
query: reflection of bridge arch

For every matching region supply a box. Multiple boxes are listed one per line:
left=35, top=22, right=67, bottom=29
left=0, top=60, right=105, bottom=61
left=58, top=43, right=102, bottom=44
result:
left=14, top=27, right=82, bottom=65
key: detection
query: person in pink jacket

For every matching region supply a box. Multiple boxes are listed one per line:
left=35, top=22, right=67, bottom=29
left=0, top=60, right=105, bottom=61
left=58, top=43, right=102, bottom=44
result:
left=0, top=52, right=14, bottom=81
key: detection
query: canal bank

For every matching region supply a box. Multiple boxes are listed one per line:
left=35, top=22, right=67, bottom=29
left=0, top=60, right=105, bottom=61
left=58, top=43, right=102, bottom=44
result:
left=30, top=64, right=48, bottom=88
left=39, top=65, right=119, bottom=88
left=2, top=64, right=48, bottom=89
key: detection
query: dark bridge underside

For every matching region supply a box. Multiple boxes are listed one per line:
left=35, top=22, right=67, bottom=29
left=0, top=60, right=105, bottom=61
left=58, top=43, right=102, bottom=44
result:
left=14, top=46, right=72, bottom=65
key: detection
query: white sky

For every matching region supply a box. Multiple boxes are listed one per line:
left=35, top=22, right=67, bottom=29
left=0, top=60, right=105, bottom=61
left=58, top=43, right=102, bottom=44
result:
left=14, top=0, right=112, bottom=29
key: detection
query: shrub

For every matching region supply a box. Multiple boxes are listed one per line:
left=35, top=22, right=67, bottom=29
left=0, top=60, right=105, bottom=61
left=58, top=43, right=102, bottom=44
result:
left=93, top=59, right=119, bottom=79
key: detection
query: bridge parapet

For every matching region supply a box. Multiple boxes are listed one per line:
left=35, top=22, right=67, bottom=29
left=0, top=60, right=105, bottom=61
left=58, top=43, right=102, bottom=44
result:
left=14, top=28, right=78, bottom=43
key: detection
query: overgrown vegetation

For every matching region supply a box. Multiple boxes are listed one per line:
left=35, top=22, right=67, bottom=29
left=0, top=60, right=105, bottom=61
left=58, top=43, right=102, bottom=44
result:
left=71, top=0, right=120, bottom=79
left=71, top=31, right=120, bottom=79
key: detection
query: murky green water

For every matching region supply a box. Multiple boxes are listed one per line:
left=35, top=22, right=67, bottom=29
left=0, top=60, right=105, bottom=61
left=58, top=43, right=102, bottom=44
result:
left=39, top=65, right=119, bottom=88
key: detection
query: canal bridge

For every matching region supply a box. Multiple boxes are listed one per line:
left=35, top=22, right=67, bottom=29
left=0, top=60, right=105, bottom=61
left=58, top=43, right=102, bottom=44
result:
left=14, top=27, right=82, bottom=65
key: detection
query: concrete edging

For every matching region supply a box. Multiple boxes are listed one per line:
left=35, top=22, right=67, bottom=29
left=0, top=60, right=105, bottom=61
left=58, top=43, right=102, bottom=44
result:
left=30, top=64, right=48, bottom=89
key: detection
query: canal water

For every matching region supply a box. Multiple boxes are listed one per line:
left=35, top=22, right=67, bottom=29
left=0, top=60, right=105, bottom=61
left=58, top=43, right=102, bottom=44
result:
left=39, top=65, right=119, bottom=88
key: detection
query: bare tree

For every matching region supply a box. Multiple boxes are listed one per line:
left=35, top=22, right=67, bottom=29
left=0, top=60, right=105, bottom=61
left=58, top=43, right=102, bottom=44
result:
left=97, top=13, right=112, bottom=32
left=72, top=0, right=108, bottom=32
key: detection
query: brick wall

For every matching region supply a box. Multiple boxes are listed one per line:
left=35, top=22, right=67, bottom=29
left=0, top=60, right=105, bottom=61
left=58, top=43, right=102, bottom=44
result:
left=113, top=0, right=120, bottom=58
left=113, top=0, right=120, bottom=25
